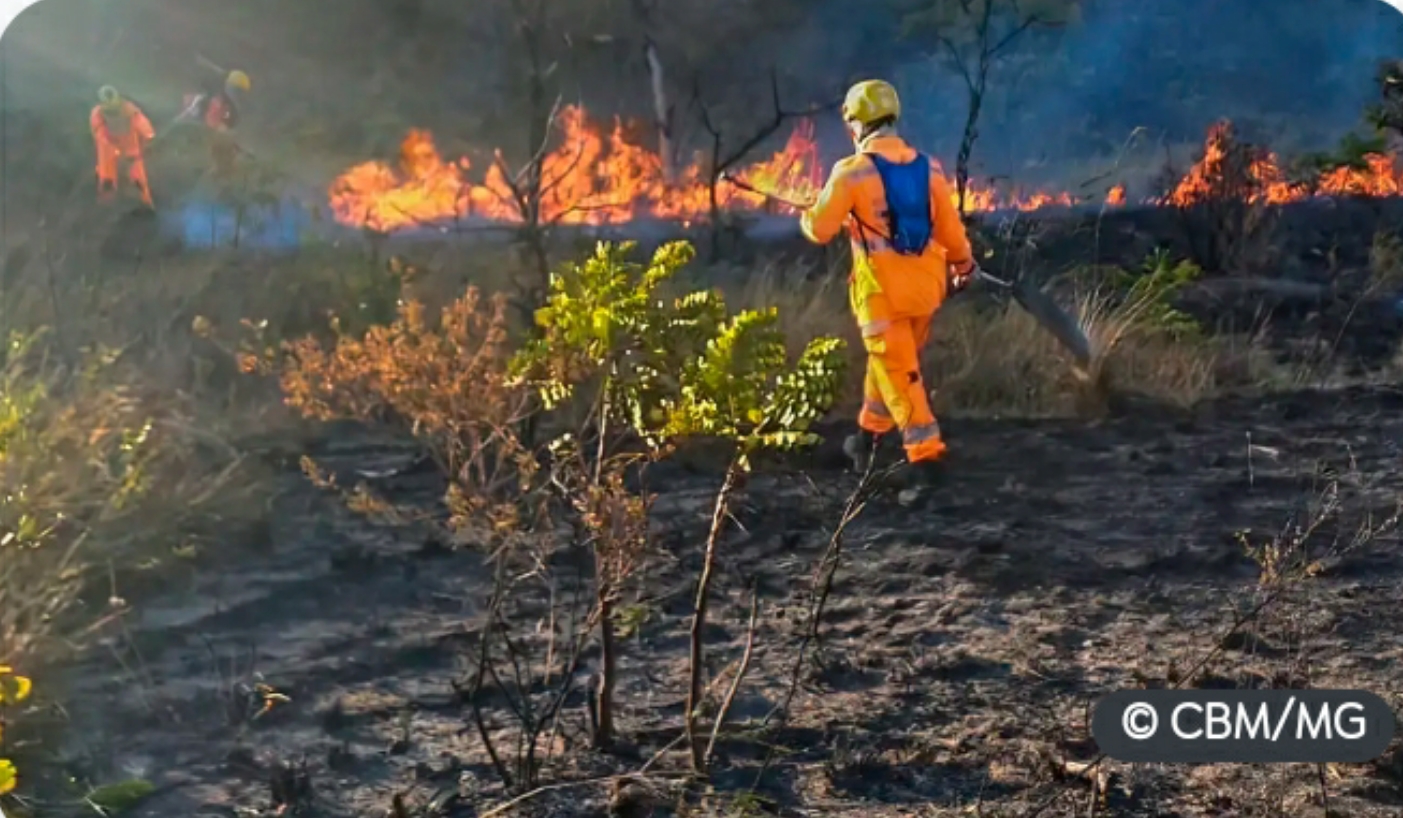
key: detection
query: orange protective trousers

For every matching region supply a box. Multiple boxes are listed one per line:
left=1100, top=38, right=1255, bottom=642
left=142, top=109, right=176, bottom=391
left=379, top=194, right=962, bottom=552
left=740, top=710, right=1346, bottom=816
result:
left=856, top=311, right=944, bottom=462
left=95, top=148, right=152, bottom=206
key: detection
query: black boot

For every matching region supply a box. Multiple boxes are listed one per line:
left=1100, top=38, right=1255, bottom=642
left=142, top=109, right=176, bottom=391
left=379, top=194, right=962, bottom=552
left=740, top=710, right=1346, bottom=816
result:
left=842, top=430, right=879, bottom=474
left=905, top=458, right=948, bottom=488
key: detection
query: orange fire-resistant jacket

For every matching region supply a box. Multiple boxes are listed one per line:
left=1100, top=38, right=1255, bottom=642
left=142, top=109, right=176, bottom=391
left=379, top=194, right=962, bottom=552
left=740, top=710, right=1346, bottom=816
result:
left=182, top=88, right=238, bottom=131
left=91, top=100, right=155, bottom=157
left=801, top=132, right=974, bottom=331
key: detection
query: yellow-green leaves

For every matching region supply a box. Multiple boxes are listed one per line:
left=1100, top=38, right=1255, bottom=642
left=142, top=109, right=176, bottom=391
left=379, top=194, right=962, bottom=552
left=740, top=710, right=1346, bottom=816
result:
left=1112, top=248, right=1204, bottom=337
left=0, top=667, right=32, bottom=704
left=513, top=240, right=847, bottom=466
left=86, top=778, right=156, bottom=812
left=0, top=665, right=32, bottom=796
left=0, top=758, right=15, bottom=795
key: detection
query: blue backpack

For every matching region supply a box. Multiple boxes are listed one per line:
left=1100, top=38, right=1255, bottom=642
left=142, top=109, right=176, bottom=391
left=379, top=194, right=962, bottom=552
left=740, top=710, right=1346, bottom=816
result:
left=866, top=152, right=933, bottom=256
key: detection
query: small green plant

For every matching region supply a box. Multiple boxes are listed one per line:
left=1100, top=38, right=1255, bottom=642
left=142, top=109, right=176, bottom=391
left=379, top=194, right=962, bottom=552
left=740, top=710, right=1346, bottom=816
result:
left=510, top=239, right=841, bottom=768
left=1108, top=248, right=1204, bottom=339
left=2, top=329, right=170, bottom=666
left=510, top=240, right=846, bottom=768
left=84, top=778, right=156, bottom=813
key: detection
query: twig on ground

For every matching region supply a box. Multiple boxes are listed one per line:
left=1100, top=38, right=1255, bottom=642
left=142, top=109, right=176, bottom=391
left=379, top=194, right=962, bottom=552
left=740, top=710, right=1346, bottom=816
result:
left=478, top=771, right=690, bottom=818
left=704, top=582, right=760, bottom=766
left=768, top=455, right=899, bottom=726
left=741, top=448, right=897, bottom=794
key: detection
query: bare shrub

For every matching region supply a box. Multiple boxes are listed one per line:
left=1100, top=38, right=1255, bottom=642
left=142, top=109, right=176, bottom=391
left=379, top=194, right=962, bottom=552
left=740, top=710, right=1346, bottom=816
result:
left=459, top=524, right=594, bottom=794
left=1368, top=230, right=1403, bottom=293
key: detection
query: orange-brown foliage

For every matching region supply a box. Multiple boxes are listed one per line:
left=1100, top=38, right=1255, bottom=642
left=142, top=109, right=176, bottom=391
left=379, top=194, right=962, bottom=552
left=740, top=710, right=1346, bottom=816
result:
left=268, top=287, right=533, bottom=518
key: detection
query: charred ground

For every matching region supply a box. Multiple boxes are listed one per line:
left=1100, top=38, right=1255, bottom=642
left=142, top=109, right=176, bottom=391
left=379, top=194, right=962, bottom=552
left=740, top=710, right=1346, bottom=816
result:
left=34, top=384, right=1403, bottom=817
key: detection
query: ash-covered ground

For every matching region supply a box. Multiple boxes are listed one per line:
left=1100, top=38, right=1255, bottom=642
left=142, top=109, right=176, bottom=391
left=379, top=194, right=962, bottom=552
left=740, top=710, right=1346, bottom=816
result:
left=44, top=386, right=1403, bottom=817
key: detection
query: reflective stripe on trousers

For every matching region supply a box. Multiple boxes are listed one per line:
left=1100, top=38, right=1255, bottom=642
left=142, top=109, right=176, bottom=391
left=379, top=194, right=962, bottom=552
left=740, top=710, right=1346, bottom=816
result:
left=903, top=419, right=941, bottom=445
left=862, top=398, right=892, bottom=419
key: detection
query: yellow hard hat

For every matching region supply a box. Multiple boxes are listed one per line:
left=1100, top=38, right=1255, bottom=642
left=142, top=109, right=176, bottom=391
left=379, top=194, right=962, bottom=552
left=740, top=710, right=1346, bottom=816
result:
left=842, top=80, right=901, bottom=127
left=226, top=70, right=251, bottom=91
left=98, top=85, right=122, bottom=110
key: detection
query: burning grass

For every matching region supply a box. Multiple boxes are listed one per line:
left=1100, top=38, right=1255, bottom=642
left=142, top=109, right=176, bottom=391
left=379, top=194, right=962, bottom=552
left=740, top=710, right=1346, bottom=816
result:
left=327, top=110, right=1403, bottom=235
left=327, top=105, right=1079, bottom=232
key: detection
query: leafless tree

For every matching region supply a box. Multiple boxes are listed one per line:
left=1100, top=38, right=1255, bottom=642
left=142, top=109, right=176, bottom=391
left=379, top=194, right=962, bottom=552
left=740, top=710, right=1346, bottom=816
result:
left=897, top=0, right=1076, bottom=214
left=693, top=72, right=839, bottom=260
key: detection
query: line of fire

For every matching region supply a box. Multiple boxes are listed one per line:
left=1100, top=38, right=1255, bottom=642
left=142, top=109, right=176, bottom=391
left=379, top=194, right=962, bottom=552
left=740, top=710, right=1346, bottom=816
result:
left=327, top=109, right=1403, bottom=235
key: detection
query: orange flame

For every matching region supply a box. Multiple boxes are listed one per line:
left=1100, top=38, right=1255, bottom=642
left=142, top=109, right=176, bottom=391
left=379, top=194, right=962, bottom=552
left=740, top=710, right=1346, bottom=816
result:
left=328, top=105, right=1078, bottom=232
left=1164, top=120, right=1403, bottom=207
left=328, top=111, right=1403, bottom=233
left=1316, top=153, right=1402, bottom=197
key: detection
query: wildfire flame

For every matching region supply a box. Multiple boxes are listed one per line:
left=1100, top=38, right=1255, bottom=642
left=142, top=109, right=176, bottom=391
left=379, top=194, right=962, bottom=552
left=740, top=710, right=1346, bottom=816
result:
left=328, top=110, right=1403, bottom=233
left=1163, top=120, right=1403, bottom=207
left=329, top=104, right=1075, bottom=232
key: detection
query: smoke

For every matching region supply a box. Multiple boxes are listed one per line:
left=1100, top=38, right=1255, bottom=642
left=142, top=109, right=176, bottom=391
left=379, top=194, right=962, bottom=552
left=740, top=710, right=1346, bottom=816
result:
left=164, top=195, right=316, bottom=252
left=884, top=0, right=1403, bottom=187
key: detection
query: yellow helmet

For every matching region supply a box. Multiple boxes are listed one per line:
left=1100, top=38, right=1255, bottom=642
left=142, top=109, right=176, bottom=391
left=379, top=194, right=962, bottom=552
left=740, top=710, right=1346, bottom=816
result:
left=842, top=80, right=901, bottom=127
left=226, top=70, right=251, bottom=92
left=98, top=85, right=122, bottom=110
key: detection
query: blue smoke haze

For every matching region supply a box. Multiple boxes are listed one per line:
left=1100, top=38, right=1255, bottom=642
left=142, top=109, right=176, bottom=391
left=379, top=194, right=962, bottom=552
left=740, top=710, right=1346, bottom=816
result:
left=878, top=0, right=1403, bottom=184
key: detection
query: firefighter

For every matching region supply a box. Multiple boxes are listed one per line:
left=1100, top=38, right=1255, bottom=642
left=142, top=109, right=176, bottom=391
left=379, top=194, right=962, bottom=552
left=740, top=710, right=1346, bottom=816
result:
left=799, top=79, right=976, bottom=480
left=90, top=85, right=155, bottom=208
left=177, top=69, right=250, bottom=178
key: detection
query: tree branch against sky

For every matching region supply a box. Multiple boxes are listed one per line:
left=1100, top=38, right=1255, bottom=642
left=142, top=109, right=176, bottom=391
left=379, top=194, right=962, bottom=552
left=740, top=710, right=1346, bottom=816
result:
left=894, top=0, right=1079, bottom=215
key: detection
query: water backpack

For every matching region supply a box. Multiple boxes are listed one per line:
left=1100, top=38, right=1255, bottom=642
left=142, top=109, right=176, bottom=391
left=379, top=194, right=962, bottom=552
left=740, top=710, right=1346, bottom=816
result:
left=866, top=151, right=933, bottom=256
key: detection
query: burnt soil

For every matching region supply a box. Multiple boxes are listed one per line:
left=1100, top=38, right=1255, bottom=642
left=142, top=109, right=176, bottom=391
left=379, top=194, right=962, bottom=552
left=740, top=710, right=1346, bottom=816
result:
left=33, top=384, right=1403, bottom=818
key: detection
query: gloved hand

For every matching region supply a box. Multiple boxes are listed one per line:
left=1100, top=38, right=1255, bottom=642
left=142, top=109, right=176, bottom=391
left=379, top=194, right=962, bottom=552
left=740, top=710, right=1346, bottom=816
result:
left=949, top=258, right=977, bottom=293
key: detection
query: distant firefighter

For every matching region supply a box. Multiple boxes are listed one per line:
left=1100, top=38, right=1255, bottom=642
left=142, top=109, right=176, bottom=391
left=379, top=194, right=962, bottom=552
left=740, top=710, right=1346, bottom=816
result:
left=90, top=85, right=155, bottom=208
left=177, top=68, right=251, bottom=178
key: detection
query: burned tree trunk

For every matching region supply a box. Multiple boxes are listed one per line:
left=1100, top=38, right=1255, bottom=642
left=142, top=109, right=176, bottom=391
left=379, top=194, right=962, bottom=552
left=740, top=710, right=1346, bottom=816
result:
left=645, top=40, right=675, bottom=184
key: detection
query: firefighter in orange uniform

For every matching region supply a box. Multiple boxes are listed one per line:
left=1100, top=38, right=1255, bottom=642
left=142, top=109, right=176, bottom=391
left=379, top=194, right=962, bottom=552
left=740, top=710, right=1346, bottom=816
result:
left=90, top=86, right=155, bottom=208
left=177, top=69, right=250, bottom=178
left=799, top=80, right=976, bottom=481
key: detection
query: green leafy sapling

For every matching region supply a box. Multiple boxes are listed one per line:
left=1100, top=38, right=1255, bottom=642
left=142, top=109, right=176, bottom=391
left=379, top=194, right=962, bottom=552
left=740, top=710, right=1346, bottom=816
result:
left=509, top=240, right=846, bottom=761
left=661, top=303, right=845, bottom=771
left=509, top=239, right=723, bottom=749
